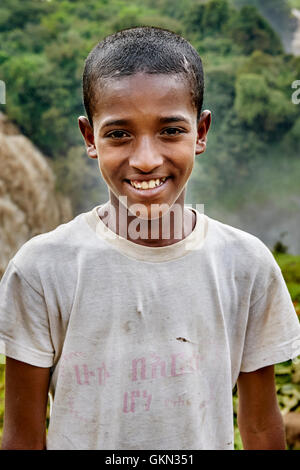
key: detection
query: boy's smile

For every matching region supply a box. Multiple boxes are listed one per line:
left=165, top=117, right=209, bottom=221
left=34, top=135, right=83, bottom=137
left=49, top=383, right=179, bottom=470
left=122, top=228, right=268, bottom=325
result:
left=79, top=72, right=211, bottom=246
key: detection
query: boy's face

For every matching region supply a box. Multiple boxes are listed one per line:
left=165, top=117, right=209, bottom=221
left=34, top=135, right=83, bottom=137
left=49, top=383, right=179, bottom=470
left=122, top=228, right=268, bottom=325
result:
left=79, top=72, right=211, bottom=219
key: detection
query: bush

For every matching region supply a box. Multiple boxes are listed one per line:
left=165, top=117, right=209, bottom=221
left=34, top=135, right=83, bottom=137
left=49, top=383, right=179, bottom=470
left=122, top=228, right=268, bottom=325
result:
left=234, top=73, right=297, bottom=140
left=228, top=5, right=283, bottom=55
left=273, top=241, right=289, bottom=254
left=183, top=0, right=233, bottom=38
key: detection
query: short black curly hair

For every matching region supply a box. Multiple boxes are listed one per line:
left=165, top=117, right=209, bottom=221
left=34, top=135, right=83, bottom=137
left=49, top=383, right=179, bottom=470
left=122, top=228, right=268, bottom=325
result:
left=82, top=26, right=204, bottom=128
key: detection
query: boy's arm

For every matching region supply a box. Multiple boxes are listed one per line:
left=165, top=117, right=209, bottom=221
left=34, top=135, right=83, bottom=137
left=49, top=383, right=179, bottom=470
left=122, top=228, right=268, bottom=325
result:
left=237, top=364, right=286, bottom=450
left=1, top=357, right=51, bottom=450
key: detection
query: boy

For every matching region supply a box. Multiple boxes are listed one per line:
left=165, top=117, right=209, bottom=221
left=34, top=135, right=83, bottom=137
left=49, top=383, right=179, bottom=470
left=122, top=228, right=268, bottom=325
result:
left=1, top=26, right=300, bottom=451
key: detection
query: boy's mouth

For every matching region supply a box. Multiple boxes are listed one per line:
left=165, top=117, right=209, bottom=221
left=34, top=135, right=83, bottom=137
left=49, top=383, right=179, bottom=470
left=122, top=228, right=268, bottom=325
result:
left=123, top=176, right=171, bottom=197
left=125, top=176, right=169, bottom=190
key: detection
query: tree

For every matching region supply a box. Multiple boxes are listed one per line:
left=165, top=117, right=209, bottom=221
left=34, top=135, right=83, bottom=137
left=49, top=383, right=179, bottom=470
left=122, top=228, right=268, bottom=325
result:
left=232, top=0, right=296, bottom=51
left=0, top=0, right=54, bottom=33
left=183, top=0, right=233, bottom=39
left=234, top=73, right=297, bottom=140
left=228, top=5, right=283, bottom=55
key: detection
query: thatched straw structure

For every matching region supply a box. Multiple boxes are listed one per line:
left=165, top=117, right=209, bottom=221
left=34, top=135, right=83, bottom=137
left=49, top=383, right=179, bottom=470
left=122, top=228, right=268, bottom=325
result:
left=0, top=112, right=73, bottom=278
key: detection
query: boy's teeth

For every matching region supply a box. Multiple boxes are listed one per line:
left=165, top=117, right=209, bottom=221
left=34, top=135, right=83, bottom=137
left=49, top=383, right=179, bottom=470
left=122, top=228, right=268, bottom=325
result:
left=130, top=177, right=167, bottom=189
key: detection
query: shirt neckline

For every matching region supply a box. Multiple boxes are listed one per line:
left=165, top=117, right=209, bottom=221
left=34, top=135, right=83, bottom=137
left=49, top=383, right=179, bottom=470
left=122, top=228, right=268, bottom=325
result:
left=84, top=203, right=209, bottom=262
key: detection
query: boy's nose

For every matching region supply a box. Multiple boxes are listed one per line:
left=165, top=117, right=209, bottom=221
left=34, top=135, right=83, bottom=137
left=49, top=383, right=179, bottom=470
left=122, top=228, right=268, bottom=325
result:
left=128, top=136, right=164, bottom=172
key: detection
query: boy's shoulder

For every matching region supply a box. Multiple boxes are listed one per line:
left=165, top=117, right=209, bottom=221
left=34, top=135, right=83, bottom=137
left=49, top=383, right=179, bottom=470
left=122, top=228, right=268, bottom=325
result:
left=9, top=210, right=88, bottom=279
left=205, top=213, right=280, bottom=278
left=7, top=208, right=280, bottom=285
left=207, top=213, right=273, bottom=253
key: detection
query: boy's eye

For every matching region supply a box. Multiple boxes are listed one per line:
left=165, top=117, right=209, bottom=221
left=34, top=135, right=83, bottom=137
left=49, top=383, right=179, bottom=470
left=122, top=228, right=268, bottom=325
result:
left=105, top=128, right=185, bottom=139
left=106, top=130, right=129, bottom=139
left=162, top=127, right=184, bottom=136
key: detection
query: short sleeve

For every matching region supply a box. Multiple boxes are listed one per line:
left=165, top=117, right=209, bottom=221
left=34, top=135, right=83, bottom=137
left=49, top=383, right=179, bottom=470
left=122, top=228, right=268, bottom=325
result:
left=0, top=259, right=54, bottom=367
left=240, top=264, right=300, bottom=373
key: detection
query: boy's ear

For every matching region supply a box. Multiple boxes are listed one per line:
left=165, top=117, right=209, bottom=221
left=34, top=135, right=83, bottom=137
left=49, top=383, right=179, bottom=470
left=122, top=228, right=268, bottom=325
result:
left=195, top=110, right=212, bottom=155
left=78, top=116, right=98, bottom=159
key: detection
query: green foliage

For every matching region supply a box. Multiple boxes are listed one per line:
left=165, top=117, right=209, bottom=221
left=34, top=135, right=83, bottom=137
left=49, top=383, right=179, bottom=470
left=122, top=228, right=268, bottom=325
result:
left=202, top=67, right=236, bottom=126
left=289, top=0, right=300, bottom=7
left=228, top=5, right=283, bottom=55
left=273, top=254, right=300, bottom=303
left=235, top=73, right=269, bottom=124
left=236, top=51, right=280, bottom=86
left=275, top=254, right=300, bottom=284
left=196, top=36, right=241, bottom=57
left=0, top=0, right=55, bottom=33
left=282, top=118, right=300, bottom=154
left=287, top=284, right=300, bottom=303
left=137, top=0, right=192, bottom=20
left=273, top=241, right=289, bottom=255
left=184, top=0, right=235, bottom=39
left=196, top=0, right=287, bottom=61
left=198, top=0, right=231, bottom=36
left=234, top=73, right=297, bottom=140
left=232, top=0, right=297, bottom=50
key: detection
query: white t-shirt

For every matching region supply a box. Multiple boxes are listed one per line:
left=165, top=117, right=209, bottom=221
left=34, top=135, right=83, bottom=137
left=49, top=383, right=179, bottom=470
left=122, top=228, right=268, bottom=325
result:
left=0, top=203, right=299, bottom=450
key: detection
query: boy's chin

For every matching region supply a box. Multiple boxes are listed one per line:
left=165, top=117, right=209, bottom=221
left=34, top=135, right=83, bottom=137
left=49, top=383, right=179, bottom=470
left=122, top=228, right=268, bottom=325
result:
left=127, top=203, right=170, bottom=221
left=109, top=188, right=183, bottom=220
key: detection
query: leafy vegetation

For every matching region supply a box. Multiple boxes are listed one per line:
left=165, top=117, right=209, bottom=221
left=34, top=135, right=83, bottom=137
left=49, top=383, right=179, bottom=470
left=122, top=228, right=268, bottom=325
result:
left=275, top=253, right=300, bottom=303
left=232, top=0, right=298, bottom=51
left=289, top=0, right=300, bottom=8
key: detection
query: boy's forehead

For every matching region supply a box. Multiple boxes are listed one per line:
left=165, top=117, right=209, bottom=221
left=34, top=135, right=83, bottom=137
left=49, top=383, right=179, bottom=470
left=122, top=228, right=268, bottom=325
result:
left=92, top=72, right=196, bottom=123
left=97, top=71, right=187, bottom=94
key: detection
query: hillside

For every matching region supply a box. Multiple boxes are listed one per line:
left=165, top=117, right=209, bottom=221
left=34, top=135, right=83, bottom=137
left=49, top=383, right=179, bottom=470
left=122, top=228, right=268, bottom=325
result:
left=230, top=0, right=298, bottom=52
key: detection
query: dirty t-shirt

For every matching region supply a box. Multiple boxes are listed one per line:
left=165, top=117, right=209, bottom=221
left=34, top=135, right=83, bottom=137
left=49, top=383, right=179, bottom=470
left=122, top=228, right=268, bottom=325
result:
left=0, top=203, right=300, bottom=450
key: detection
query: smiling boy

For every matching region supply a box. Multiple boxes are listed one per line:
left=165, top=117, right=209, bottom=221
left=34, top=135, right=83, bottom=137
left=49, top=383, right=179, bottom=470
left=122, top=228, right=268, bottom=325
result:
left=79, top=70, right=210, bottom=247
left=1, top=26, right=300, bottom=451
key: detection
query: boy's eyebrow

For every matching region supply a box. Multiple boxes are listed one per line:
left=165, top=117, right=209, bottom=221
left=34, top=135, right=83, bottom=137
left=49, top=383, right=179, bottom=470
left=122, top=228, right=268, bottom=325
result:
left=100, top=115, right=190, bottom=129
left=159, top=115, right=190, bottom=125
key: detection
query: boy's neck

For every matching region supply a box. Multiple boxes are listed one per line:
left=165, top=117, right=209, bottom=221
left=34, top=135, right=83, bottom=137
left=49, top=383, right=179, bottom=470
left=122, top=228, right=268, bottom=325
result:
left=96, top=198, right=196, bottom=248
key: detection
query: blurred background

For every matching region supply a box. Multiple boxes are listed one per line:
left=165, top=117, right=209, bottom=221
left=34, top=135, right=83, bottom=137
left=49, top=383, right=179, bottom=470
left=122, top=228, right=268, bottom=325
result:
left=0, top=0, right=300, bottom=450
